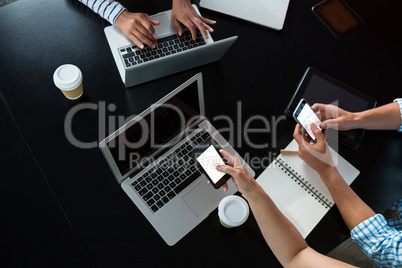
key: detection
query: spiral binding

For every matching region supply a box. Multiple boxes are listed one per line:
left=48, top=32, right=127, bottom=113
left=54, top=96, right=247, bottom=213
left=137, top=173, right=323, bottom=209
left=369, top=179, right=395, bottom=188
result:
left=274, top=158, right=333, bottom=209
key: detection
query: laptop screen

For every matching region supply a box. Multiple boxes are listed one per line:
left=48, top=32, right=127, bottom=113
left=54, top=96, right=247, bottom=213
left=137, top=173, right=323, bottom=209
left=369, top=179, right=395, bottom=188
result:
left=107, top=81, right=201, bottom=176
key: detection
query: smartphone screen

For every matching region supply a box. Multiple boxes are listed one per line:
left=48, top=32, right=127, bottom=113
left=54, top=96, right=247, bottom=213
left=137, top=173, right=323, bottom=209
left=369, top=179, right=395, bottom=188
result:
left=294, top=99, right=322, bottom=142
left=196, top=145, right=227, bottom=184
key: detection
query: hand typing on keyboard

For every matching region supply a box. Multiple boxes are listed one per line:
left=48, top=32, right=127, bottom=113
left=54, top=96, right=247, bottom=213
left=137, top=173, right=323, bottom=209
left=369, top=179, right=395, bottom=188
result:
left=171, top=0, right=216, bottom=40
left=115, top=11, right=160, bottom=49
left=80, top=0, right=215, bottom=48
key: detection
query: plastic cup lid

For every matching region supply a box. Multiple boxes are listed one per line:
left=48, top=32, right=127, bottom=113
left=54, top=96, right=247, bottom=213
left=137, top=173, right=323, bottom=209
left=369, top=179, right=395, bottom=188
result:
left=53, top=64, right=82, bottom=91
left=218, top=195, right=249, bottom=227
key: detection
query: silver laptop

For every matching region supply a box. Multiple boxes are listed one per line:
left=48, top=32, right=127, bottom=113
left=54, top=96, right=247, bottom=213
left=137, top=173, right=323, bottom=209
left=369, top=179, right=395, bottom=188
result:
left=99, top=73, right=254, bottom=245
left=104, top=5, right=238, bottom=87
left=200, top=0, right=290, bottom=31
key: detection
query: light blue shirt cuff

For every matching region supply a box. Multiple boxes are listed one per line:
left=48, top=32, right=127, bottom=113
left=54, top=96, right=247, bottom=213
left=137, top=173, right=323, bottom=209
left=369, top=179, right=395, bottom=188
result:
left=393, top=98, right=402, bottom=132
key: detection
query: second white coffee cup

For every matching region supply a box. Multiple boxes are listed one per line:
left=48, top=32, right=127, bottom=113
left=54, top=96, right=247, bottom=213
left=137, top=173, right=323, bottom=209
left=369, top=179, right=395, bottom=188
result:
left=218, top=195, right=249, bottom=228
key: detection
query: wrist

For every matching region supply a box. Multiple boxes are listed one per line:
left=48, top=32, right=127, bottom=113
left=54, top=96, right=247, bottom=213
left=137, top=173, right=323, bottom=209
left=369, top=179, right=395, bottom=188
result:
left=242, top=182, right=265, bottom=201
left=173, top=0, right=191, bottom=3
left=352, top=111, right=366, bottom=129
left=319, top=166, right=340, bottom=183
left=172, top=0, right=190, bottom=5
left=114, top=9, right=127, bottom=28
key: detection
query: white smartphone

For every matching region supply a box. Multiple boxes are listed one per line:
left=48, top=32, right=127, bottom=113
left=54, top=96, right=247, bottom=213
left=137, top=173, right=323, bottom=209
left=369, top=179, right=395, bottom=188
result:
left=192, top=138, right=231, bottom=189
left=293, top=99, right=324, bottom=143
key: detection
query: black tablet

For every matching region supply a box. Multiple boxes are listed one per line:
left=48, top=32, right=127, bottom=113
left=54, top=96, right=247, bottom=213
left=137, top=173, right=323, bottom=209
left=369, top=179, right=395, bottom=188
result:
left=312, top=0, right=364, bottom=38
left=285, top=67, right=376, bottom=150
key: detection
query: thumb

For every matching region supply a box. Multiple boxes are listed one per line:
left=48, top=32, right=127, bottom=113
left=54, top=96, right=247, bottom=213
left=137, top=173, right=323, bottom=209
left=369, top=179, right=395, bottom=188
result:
left=311, top=123, right=325, bottom=143
left=146, top=14, right=160, bottom=25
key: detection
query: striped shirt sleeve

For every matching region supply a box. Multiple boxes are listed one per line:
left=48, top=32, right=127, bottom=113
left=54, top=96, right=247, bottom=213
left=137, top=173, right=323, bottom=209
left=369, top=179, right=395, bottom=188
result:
left=351, top=213, right=402, bottom=267
left=394, top=98, right=402, bottom=132
left=78, top=0, right=126, bottom=25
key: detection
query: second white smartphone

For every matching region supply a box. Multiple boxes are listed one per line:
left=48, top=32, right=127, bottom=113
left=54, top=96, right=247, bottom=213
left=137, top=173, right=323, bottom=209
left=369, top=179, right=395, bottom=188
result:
left=293, top=99, right=323, bottom=143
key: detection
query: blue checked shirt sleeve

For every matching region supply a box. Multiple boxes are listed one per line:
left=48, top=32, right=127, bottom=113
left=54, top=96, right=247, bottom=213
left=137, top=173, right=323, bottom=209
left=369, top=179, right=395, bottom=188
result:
left=351, top=213, right=402, bottom=267
left=78, top=0, right=126, bottom=25
left=394, top=98, right=402, bottom=132
left=387, top=199, right=402, bottom=230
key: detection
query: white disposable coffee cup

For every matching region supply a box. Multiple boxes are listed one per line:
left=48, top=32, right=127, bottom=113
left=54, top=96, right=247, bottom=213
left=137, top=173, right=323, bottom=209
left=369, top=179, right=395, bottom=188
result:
left=53, top=64, right=83, bottom=100
left=218, top=195, right=249, bottom=228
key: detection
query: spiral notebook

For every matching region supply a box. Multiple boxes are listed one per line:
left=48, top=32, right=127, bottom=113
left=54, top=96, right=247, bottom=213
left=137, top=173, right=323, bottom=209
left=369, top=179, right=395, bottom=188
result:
left=256, top=139, right=359, bottom=238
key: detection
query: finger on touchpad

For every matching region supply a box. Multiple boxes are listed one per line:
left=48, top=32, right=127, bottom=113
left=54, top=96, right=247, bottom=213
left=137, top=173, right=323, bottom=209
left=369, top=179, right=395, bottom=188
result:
left=152, top=13, right=175, bottom=37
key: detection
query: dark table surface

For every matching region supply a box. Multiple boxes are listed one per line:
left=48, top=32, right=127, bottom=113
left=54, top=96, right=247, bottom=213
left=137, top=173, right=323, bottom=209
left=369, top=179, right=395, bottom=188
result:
left=1, top=0, right=401, bottom=267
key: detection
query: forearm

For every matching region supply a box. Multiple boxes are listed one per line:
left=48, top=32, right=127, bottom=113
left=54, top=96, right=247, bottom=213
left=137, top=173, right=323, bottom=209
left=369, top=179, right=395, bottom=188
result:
left=218, top=150, right=356, bottom=267
left=353, top=101, right=401, bottom=130
left=244, top=186, right=308, bottom=267
left=172, top=0, right=191, bottom=4
left=78, top=0, right=126, bottom=25
left=320, top=168, right=375, bottom=230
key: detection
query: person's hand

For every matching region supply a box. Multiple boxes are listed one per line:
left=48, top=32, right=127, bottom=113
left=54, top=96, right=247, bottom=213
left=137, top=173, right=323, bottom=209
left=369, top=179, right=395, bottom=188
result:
left=293, top=123, right=336, bottom=177
left=171, top=0, right=216, bottom=40
left=215, top=150, right=259, bottom=196
left=115, top=10, right=160, bottom=49
left=312, top=103, right=356, bottom=131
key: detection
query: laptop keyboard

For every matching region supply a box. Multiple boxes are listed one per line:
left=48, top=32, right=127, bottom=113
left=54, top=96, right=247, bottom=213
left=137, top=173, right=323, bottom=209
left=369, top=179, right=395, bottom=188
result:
left=131, top=130, right=211, bottom=213
left=119, top=30, right=207, bottom=69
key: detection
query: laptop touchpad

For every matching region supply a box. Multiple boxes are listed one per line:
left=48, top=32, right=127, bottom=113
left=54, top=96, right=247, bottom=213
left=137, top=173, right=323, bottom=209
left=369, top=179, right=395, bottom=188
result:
left=151, top=13, right=175, bottom=37
left=183, top=180, right=230, bottom=218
